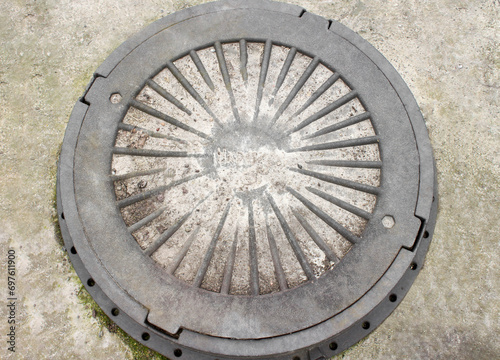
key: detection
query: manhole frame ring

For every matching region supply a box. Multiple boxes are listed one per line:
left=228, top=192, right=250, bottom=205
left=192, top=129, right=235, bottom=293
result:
left=57, top=1, right=438, bottom=359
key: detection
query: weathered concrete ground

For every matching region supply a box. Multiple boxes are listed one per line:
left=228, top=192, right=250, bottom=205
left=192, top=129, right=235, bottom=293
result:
left=0, top=0, right=498, bottom=359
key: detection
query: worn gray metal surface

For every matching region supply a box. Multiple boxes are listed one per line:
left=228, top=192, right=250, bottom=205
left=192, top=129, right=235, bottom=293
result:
left=57, top=1, right=437, bottom=359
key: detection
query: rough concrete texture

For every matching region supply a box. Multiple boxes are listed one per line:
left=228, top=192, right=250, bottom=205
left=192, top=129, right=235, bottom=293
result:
left=0, top=0, right=498, bottom=359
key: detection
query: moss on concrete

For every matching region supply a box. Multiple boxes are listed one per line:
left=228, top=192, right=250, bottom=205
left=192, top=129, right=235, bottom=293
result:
left=77, top=286, right=168, bottom=360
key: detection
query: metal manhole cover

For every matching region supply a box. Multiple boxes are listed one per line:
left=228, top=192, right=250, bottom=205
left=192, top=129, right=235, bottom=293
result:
left=57, top=1, right=437, bottom=359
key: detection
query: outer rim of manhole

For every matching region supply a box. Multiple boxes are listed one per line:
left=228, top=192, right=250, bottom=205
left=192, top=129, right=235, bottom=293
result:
left=57, top=1, right=438, bottom=359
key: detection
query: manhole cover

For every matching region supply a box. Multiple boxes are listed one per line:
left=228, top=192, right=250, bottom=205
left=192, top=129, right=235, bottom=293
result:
left=57, top=1, right=437, bottom=359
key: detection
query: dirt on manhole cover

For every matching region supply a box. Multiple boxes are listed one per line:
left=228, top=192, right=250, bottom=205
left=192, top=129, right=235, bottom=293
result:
left=57, top=1, right=437, bottom=359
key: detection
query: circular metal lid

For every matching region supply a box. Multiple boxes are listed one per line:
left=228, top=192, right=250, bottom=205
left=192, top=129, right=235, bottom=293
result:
left=58, top=1, right=437, bottom=359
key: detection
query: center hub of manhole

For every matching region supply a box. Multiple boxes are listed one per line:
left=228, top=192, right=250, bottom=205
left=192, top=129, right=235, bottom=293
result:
left=58, top=2, right=437, bottom=359
left=214, top=146, right=286, bottom=191
left=211, top=125, right=288, bottom=193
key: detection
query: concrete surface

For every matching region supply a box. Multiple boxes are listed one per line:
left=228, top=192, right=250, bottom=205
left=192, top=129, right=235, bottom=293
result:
left=0, top=0, right=498, bottom=359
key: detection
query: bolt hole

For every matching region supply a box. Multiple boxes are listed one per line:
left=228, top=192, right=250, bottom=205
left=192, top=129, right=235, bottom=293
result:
left=423, top=230, right=429, bottom=238
left=141, top=332, right=150, bottom=341
left=362, top=321, right=370, bottom=330
left=389, top=294, right=398, bottom=302
left=110, top=93, right=122, bottom=104
left=87, top=278, right=95, bottom=287
left=292, top=357, right=300, bottom=360
left=410, top=262, right=418, bottom=270
left=382, top=215, right=395, bottom=229
left=70, top=246, right=77, bottom=254
left=111, top=308, right=120, bottom=316
left=61, top=212, right=65, bottom=220
left=329, top=342, right=338, bottom=351
left=174, top=349, right=182, bottom=357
